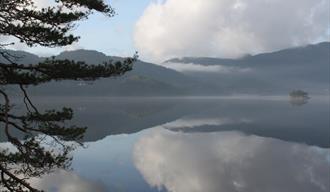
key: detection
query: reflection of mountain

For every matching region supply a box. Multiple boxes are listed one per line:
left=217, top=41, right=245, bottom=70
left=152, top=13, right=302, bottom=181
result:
left=13, top=97, right=325, bottom=148
left=24, top=98, right=214, bottom=142
left=2, top=98, right=328, bottom=147
left=134, top=129, right=330, bottom=192
left=159, top=99, right=330, bottom=148
left=0, top=98, right=208, bottom=142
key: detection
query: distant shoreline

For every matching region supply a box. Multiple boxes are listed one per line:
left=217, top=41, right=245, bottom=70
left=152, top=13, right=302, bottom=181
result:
left=9, top=94, right=330, bottom=103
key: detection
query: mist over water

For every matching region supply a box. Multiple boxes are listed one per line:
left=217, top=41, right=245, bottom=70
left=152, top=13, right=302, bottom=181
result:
left=1, top=0, right=329, bottom=191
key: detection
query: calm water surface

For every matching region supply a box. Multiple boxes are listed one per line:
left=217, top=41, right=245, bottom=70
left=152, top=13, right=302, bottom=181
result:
left=3, top=96, right=330, bottom=191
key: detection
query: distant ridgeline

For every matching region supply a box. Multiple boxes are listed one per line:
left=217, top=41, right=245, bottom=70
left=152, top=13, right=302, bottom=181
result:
left=2, top=42, right=329, bottom=96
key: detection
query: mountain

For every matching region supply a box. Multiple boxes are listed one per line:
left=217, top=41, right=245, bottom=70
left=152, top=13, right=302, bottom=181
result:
left=165, top=42, right=329, bottom=66
left=2, top=42, right=329, bottom=96
left=2, top=49, right=200, bottom=96
left=164, top=42, right=330, bottom=95
left=0, top=49, right=41, bottom=64
left=48, top=49, right=203, bottom=96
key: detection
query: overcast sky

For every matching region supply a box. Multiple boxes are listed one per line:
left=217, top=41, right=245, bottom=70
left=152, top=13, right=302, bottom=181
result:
left=6, top=0, right=330, bottom=62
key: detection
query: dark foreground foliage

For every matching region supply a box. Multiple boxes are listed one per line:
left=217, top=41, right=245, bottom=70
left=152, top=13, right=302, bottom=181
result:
left=0, top=0, right=136, bottom=191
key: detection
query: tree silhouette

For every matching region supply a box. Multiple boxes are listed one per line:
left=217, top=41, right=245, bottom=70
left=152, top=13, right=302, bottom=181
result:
left=0, top=0, right=136, bottom=191
left=289, top=90, right=309, bottom=99
left=289, top=90, right=310, bottom=106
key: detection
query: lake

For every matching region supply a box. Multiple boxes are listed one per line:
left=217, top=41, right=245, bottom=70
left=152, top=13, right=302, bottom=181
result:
left=1, top=96, right=329, bottom=192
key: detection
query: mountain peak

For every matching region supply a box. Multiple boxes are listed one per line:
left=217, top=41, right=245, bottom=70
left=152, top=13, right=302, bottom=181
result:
left=57, top=49, right=106, bottom=58
left=55, top=49, right=116, bottom=64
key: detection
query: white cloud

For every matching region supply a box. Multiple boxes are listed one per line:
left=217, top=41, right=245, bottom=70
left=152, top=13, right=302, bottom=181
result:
left=134, top=0, right=330, bottom=62
left=165, top=62, right=253, bottom=73
left=134, top=129, right=330, bottom=192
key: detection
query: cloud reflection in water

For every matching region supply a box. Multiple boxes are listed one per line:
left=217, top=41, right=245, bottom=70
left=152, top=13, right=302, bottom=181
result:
left=31, top=170, right=106, bottom=192
left=162, top=117, right=252, bottom=130
left=134, top=128, right=330, bottom=192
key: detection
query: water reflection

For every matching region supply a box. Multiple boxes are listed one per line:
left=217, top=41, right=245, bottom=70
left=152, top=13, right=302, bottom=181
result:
left=163, top=117, right=252, bottom=130
left=1, top=97, right=329, bottom=191
left=289, top=97, right=309, bottom=106
left=0, top=133, right=86, bottom=191
left=0, top=95, right=87, bottom=191
left=134, top=128, right=330, bottom=192
left=7, top=97, right=328, bottom=147
left=31, top=170, right=106, bottom=192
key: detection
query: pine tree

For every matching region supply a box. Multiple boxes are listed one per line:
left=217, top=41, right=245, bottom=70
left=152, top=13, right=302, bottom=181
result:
left=0, top=1, right=136, bottom=191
